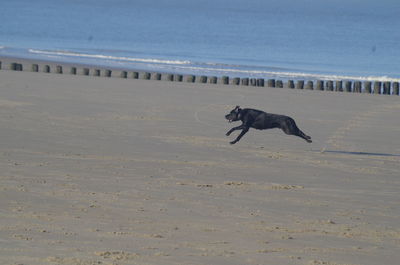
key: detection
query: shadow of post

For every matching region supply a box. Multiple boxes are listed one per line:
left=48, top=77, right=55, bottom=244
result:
left=315, top=150, right=400, bottom=157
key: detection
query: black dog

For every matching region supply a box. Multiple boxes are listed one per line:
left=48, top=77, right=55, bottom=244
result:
left=225, top=106, right=312, bottom=144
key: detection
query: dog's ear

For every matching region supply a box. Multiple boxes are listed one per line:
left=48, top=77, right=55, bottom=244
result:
left=235, top=105, right=240, bottom=111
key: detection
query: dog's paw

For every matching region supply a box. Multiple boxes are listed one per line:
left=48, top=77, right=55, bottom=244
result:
left=230, top=140, right=237, bottom=145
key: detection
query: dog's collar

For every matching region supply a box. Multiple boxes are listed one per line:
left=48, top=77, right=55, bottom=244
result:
left=237, top=108, right=242, bottom=120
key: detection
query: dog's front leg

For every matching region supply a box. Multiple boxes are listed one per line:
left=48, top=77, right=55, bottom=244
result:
left=230, top=127, right=249, bottom=144
left=226, top=124, right=245, bottom=136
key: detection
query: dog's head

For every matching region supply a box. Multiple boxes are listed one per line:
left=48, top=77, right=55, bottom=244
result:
left=225, top=106, right=242, bottom=123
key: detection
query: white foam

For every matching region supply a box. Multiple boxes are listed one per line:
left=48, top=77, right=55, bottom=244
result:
left=28, top=49, right=191, bottom=65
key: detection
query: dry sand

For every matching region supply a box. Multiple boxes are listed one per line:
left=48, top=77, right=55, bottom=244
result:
left=1, top=69, right=399, bottom=265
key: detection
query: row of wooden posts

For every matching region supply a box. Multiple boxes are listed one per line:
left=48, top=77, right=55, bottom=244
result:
left=2, top=61, right=399, bottom=95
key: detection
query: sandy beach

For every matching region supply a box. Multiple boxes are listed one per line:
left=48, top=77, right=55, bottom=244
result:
left=1, top=67, right=400, bottom=265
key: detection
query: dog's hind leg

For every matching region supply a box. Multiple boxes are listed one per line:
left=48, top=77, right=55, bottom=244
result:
left=296, top=129, right=312, bottom=143
left=281, top=119, right=312, bottom=143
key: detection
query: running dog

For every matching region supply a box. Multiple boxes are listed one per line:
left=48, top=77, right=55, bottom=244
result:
left=225, top=106, right=312, bottom=144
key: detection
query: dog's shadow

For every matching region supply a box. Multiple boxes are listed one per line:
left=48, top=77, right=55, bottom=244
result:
left=316, top=149, right=400, bottom=157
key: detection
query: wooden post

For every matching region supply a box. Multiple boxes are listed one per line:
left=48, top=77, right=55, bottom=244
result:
left=166, top=74, right=174, bottom=81
left=344, top=81, right=352, bottom=92
left=104, top=70, right=112, bottom=77
left=56, top=65, right=63, bottom=74
left=267, top=79, right=275, bottom=87
left=393, top=82, right=399, bottom=95
left=209, top=76, right=217, bottom=84
left=288, top=80, right=295, bottom=89
left=140, top=72, right=151, bottom=80
left=316, top=80, right=324, bottom=91
left=305, top=81, right=313, bottom=90
left=335, top=81, right=343, bottom=92
left=11, top=63, right=23, bottom=71
left=326, top=81, right=334, bottom=91
left=32, top=64, right=39, bottom=72
left=296, top=80, right=304, bottom=89
left=276, top=80, right=283, bottom=88
left=383, top=82, right=391, bottom=95
left=152, top=73, right=161, bottom=80
left=232, top=77, right=240, bottom=85
left=363, top=81, right=372, bottom=93
left=373, top=81, right=381, bottom=94
left=175, top=74, right=184, bottom=82
left=241, top=78, right=249, bottom=86
left=353, top=81, right=362, bottom=93
left=257, top=78, right=265, bottom=87
left=220, top=76, right=229, bottom=85
left=250, top=78, right=257, bottom=86
left=94, top=69, right=101, bottom=76
left=44, top=65, right=51, bottom=73
left=186, top=75, right=195, bottom=83
left=198, top=76, right=207, bottom=83
left=121, top=71, right=128, bottom=78
left=132, top=72, right=139, bottom=79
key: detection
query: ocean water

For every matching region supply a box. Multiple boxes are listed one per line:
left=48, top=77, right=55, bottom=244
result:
left=1, top=0, right=399, bottom=81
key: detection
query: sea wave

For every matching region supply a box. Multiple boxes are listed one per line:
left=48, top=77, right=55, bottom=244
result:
left=28, top=49, right=191, bottom=65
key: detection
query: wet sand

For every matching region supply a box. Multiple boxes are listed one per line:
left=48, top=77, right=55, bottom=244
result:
left=1, top=69, right=399, bottom=265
